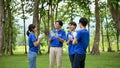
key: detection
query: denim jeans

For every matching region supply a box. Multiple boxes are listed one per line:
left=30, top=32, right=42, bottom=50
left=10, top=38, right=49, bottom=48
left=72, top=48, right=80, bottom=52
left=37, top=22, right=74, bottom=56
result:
left=73, top=54, right=86, bottom=68
left=28, top=51, right=37, bottom=68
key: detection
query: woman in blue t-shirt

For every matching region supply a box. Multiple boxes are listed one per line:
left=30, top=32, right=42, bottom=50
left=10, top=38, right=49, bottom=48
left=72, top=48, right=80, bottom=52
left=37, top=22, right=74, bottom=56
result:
left=27, top=24, right=44, bottom=68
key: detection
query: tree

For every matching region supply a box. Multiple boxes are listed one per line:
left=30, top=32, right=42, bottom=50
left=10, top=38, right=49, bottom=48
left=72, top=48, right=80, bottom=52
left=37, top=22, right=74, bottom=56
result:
left=105, top=16, right=112, bottom=52
left=91, top=0, right=100, bottom=55
left=0, top=0, right=5, bottom=56
left=108, top=0, right=120, bottom=34
left=7, top=0, right=13, bottom=55
left=108, top=0, right=120, bottom=51
left=21, top=0, right=27, bottom=54
left=33, top=0, right=39, bottom=36
left=99, top=2, right=106, bottom=52
left=2, top=0, right=21, bottom=55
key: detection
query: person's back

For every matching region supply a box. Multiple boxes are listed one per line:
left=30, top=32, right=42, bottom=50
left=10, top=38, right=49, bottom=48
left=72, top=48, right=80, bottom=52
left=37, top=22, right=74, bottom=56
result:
left=74, top=29, right=89, bottom=54
left=72, top=17, right=89, bottom=68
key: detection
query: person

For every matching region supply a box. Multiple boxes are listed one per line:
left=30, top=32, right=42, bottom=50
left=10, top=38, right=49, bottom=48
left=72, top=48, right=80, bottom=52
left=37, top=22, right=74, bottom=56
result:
left=66, top=22, right=77, bottom=68
left=27, top=24, right=44, bottom=68
left=72, top=18, right=90, bottom=68
left=48, top=20, right=66, bottom=68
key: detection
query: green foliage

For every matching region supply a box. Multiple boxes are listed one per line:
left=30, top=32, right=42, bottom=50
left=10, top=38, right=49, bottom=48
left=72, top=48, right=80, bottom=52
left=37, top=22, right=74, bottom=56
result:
left=108, top=0, right=120, bottom=4
left=58, top=1, right=81, bottom=22
left=3, top=0, right=20, bottom=54
left=108, top=0, right=120, bottom=11
left=2, top=0, right=120, bottom=55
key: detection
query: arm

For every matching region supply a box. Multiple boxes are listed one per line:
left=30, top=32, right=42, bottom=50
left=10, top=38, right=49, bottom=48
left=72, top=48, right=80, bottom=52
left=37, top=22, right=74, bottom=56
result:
left=72, top=38, right=78, bottom=45
left=66, top=40, right=70, bottom=45
left=57, top=31, right=66, bottom=43
left=33, top=38, right=41, bottom=47
left=66, top=33, right=70, bottom=45
left=33, top=33, right=44, bottom=47
left=58, top=37, right=64, bottom=43
left=48, top=37, right=52, bottom=42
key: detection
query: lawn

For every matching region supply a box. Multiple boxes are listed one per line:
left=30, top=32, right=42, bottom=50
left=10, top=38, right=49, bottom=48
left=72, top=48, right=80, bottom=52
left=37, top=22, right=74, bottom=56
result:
left=0, top=52, right=120, bottom=68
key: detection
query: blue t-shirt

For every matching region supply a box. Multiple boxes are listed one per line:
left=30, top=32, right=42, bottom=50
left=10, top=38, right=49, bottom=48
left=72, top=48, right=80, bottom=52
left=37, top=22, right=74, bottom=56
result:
left=75, top=29, right=89, bottom=54
left=48, top=29, right=66, bottom=47
left=66, top=32, right=76, bottom=55
left=28, top=33, right=39, bottom=53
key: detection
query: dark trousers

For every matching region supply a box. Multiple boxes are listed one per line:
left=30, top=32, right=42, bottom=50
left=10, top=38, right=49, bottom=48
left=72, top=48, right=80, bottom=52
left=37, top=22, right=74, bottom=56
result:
left=69, top=54, right=75, bottom=68
left=73, top=54, right=86, bottom=68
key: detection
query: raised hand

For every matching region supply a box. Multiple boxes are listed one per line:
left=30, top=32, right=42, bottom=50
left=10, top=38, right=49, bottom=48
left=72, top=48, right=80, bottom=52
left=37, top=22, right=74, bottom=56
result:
left=50, top=31, right=59, bottom=38
left=54, top=33, right=59, bottom=38
left=38, top=33, right=45, bottom=39
left=68, top=35, right=73, bottom=41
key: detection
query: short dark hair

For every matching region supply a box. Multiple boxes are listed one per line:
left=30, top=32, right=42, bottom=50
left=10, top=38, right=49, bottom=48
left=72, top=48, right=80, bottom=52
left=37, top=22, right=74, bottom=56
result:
left=55, top=20, right=63, bottom=26
left=79, top=17, right=88, bottom=27
left=69, top=22, right=77, bottom=28
left=27, top=24, right=36, bottom=36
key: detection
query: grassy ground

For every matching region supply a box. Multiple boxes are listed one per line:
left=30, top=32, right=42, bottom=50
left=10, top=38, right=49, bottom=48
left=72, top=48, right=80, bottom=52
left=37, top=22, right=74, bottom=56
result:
left=0, top=52, right=120, bottom=68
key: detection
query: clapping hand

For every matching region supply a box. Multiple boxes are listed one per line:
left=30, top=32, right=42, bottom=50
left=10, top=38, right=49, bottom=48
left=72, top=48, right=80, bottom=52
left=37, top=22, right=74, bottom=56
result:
left=50, top=31, right=59, bottom=38
left=38, top=33, right=45, bottom=39
left=68, top=35, right=73, bottom=41
left=54, top=33, right=59, bottom=38
left=50, top=31, right=54, bottom=37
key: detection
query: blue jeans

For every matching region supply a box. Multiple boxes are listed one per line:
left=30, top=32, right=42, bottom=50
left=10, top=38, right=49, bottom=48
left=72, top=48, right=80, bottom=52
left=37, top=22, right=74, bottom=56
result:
left=28, top=51, right=37, bottom=68
left=73, top=54, right=86, bottom=68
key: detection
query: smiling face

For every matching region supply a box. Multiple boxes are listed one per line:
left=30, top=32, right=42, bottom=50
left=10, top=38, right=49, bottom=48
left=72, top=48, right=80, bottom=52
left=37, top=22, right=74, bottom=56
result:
left=32, top=27, right=37, bottom=33
left=55, top=22, right=61, bottom=29
left=69, top=24, right=76, bottom=31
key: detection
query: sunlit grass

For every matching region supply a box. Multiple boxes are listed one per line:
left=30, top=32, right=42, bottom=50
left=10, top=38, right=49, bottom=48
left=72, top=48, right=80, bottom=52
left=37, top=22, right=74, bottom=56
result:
left=0, top=51, right=120, bottom=68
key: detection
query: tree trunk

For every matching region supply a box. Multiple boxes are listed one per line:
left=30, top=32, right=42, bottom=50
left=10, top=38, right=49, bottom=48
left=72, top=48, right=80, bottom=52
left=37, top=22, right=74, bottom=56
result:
left=88, top=17, right=90, bottom=52
left=91, top=0, right=100, bottom=55
left=50, top=1, right=54, bottom=30
left=8, top=1, right=13, bottom=55
left=116, top=30, right=119, bottom=51
left=0, top=0, right=5, bottom=56
left=33, top=0, right=39, bottom=35
left=106, top=27, right=112, bottom=52
left=70, top=3, right=74, bottom=21
left=101, top=34, right=104, bottom=52
left=33, top=0, right=42, bottom=54
left=106, top=19, right=112, bottom=52
left=55, top=3, right=58, bottom=21
left=47, top=1, right=51, bottom=54
left=108, top=1, right=120, bottom=35
left=21, top=0, right=27, bottom=54
left=101, top=20, right=104, bottom=52
left=38, top=16, right=41, bottom=55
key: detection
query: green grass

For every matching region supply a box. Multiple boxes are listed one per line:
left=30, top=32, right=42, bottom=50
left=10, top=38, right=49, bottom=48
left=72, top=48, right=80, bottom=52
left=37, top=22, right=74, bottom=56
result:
left=0, top=52, right=120, bottom=68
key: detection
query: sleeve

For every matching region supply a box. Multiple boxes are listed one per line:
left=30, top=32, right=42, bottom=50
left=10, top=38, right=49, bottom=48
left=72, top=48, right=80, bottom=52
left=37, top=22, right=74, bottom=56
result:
left=66, top=33, right=69, bottom=41
left=62, top=31, right=66, bottom=40
left=31, top=34, right=37, bottom=42
left=76, top=31, right=81, bottom=40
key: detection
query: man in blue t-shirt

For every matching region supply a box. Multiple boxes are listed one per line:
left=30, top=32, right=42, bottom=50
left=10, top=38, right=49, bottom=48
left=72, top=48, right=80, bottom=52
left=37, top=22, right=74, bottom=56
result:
left=72, top=18, right=90, bottom=68
left=66, top=22, right=77, bottom=67
left=48, top=20, right=66, bottom=68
